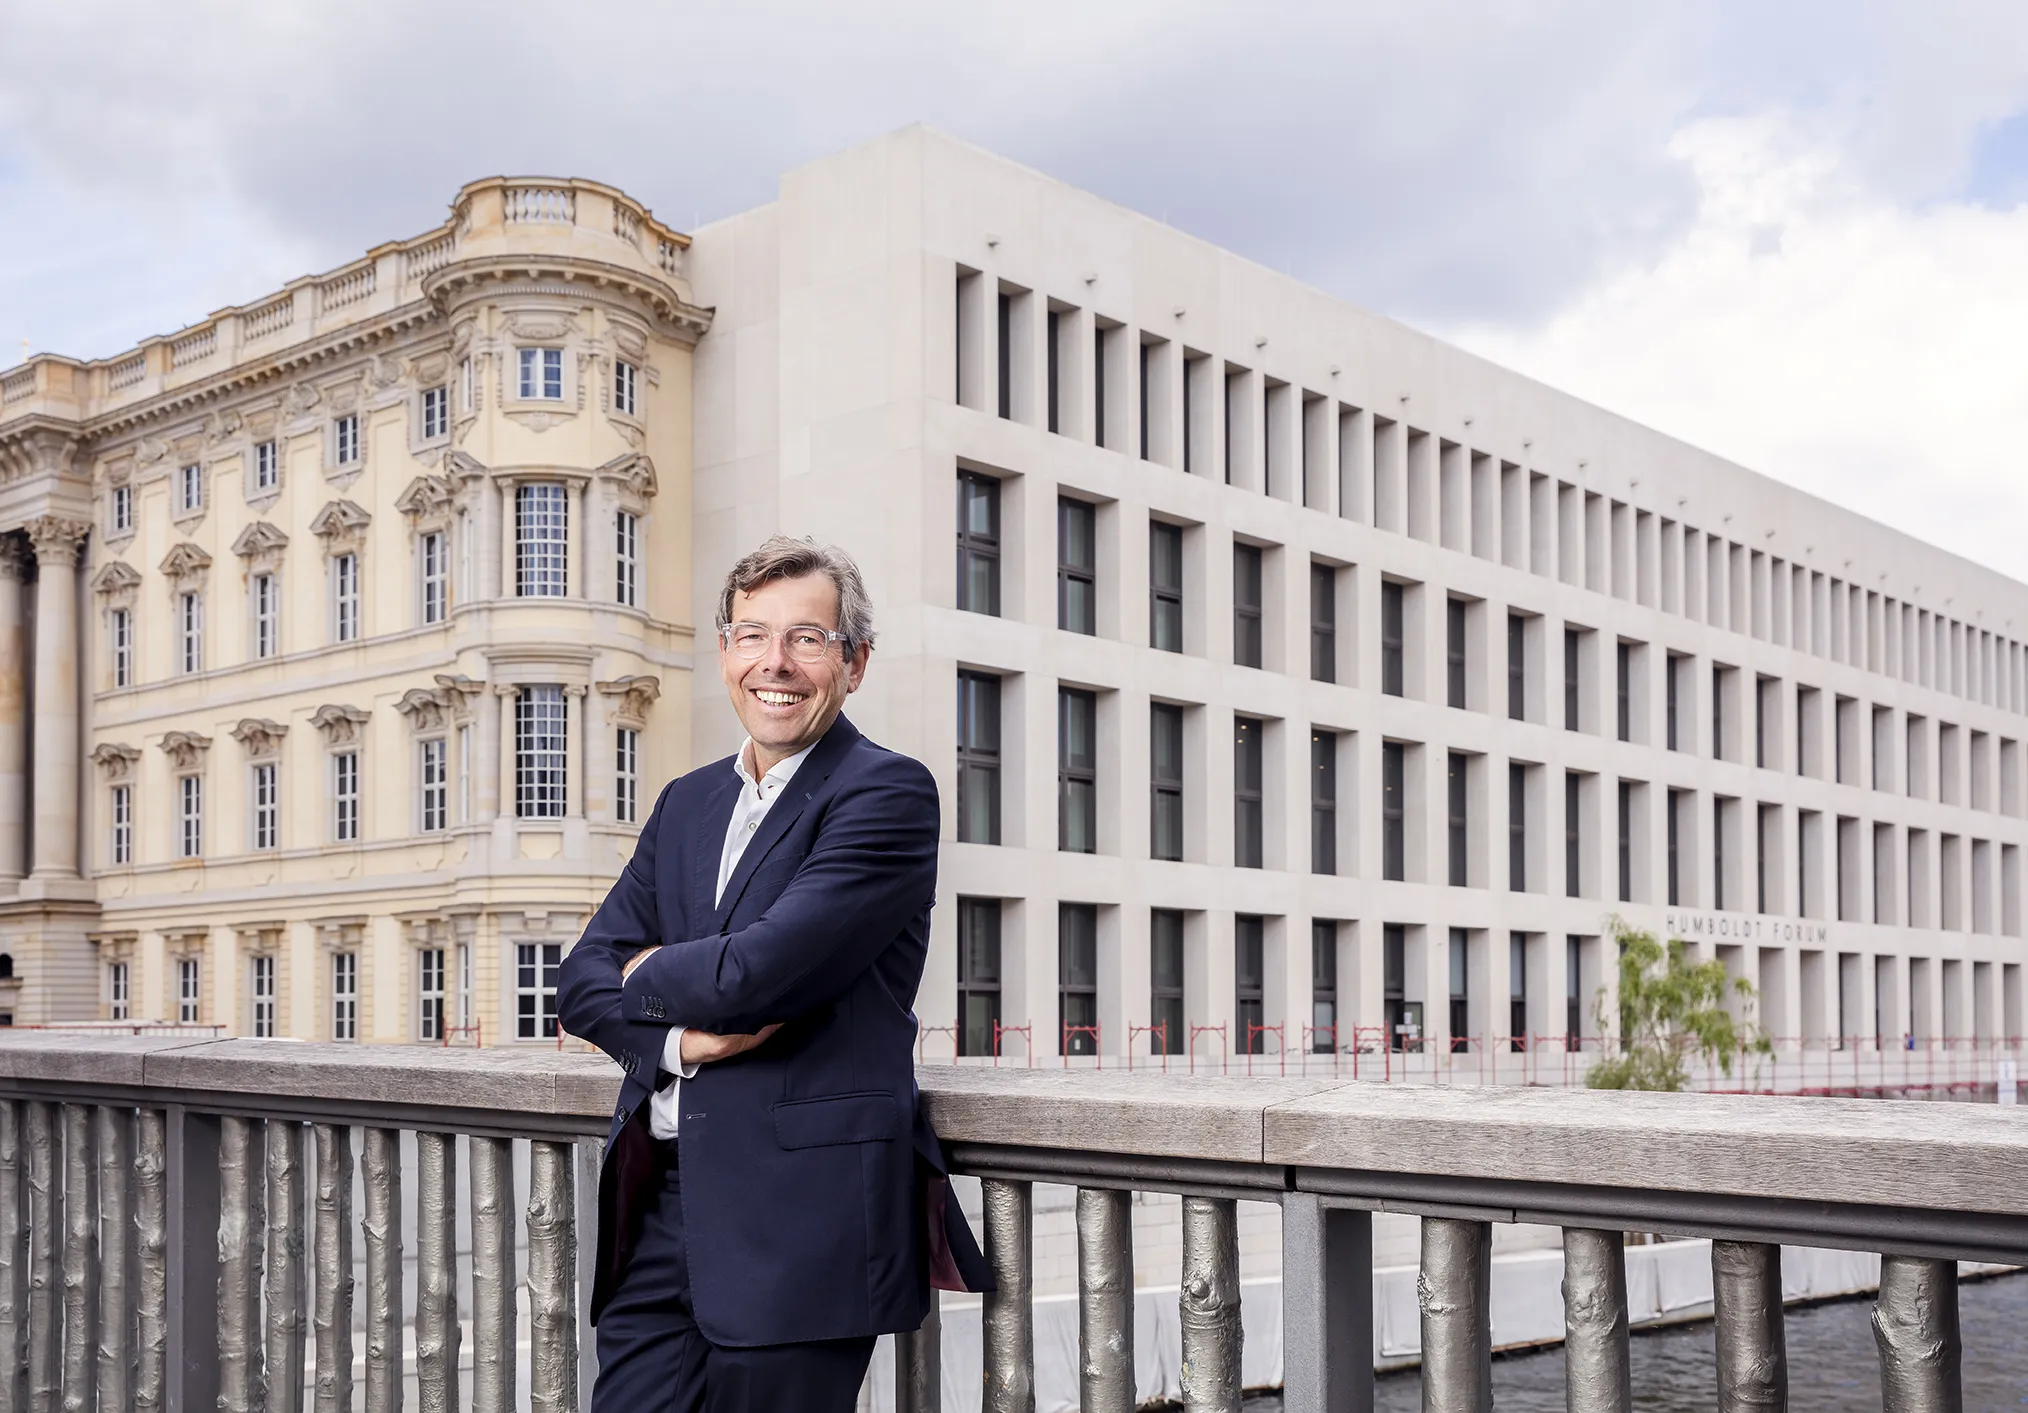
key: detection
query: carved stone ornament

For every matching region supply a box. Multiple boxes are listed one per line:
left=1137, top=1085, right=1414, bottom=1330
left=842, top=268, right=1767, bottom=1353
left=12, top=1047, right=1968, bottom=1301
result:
left=26, top=516, right=89, bottom=567
left=595, top=451, right=658, bottom=504
left=135, top=436, right=171, bottom=467
left=596, top=674, right=661, bottom=726
left=282, top=382, right=322, bottom=420
left=229, top=718, right=289, bottom=758
left=309, top=704, right=371, bottom=746
left=0, top=428, right=81, bottom=485
left=433, top=673, right=484, bottom=721
left=309, top=499, right=372, bottom=554
left=395, top=687, right=450, bottom=733
left=443, top=450, right=487, bottom=484
left=205, top=409, right=244, bottom=446
left=366, top=354, right=403, bottom=392
left=91, top=743, right=141, bottom=780
left=411, top=351, right=450, bottom=385
left=158, top=542, right=213, bottom=589
left=230, top=521, right=290, bottom=561
left=503, top=310, right=576, bottom=342
left=394, top=474, right=455, bottom=521
left=91, top=561, right=142, bottom=602
left=159, top=730, right=213, bottom=771
left=0, top=536, right=29, bottom=582
left=451, top=319, right=476, bottom=356
left=610, top=322, right=648, bottom=361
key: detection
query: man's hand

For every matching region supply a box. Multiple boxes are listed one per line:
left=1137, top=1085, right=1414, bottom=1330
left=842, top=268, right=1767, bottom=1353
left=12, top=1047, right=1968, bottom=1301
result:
left=681, top=1024, right=782, bottom=1066
left=622, top=945, right=660, bottom=982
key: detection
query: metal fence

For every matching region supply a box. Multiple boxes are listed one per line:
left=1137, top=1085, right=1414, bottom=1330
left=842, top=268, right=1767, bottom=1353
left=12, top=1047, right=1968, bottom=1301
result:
left=0, top=1033, right=2018, bottom=1412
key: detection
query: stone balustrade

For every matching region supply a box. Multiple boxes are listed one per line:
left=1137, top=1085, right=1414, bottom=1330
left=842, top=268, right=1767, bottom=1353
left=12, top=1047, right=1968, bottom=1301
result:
left=0, top=1033, right=2012, bottom=1412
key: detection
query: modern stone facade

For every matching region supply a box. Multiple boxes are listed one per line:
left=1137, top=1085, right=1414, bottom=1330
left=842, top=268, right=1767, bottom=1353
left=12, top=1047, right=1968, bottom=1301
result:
left=0, top=178, right=704, bottom=1042
left=6, top=130, right=2028, bottom=1063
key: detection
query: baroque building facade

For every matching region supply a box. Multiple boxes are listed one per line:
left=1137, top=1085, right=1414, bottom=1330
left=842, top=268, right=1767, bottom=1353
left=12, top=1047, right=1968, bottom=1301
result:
left=0, top=178, right=704, bottom=1043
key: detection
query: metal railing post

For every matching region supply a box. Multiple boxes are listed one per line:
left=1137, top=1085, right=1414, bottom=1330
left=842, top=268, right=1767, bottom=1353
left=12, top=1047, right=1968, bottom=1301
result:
left=57, top=1104, right=96, bottom=1413
left=575, top=1137, right=601, bottom=1408
left=527, top=1139, right=578, bottom=1413
left=95, top=1106, right=135, bottom=1409
left=311, top=1124, right=353, bottom=1413
left=415, top=1131, right=462, bottom=1411
left=1711, top=1240, right=1787, bottom=1412
left=164, top=1106, right=221, bottom=1413
left=1873, top=1254, right=1962, bottom=1412
left=1418, top=1217, right=1492, bottom=1413
left=895, top=1296, right=941, bottom=1413
left=1561, top=1227, right=1631, bottom=1413
left=360, top=1128, right=402, bottom=1413
left=981, top=1178, right=1033, bottom=1413
left=217, top=1115, right=267, bottom=1413
left=1280, top=1192, right=1372, bottom=1413
left=1180, top=1195, right=1242, bottom=1413
left=1075, top=1187, right=1134, bottom=1413
left=0, top=1100, right=23, bottom=1413
left=265, top=1119, right=306, bottom=1413
left=135, top=1110, right=166, bottom=1411
left=470, top=1135, right=518, bottom=1412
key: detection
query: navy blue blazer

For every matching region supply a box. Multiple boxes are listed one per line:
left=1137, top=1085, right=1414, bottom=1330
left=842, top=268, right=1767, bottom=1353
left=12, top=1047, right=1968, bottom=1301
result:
left=556, top=714, right=989, bottom=1347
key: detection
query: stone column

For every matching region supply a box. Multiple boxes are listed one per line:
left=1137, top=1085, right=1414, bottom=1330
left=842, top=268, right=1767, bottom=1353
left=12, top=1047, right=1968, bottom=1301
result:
left=26, top=517, right=87, bottom=879
left=0, top=537, right=29, bottom=883
left=564, top=684, right=587, bottom=818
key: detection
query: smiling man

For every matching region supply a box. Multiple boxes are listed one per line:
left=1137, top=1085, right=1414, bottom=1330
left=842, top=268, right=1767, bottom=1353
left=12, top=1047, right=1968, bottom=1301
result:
left=557, top=535, right=988, bottom=1412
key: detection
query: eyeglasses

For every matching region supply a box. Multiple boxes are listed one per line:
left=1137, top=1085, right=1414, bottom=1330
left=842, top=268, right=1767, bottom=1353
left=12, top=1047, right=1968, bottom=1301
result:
left=720, top=622, right=850, bottom=662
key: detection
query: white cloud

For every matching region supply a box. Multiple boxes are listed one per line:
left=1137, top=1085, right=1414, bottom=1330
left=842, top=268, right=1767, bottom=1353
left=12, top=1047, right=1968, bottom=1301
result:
left=1443, top=113, right=2028, bottom=582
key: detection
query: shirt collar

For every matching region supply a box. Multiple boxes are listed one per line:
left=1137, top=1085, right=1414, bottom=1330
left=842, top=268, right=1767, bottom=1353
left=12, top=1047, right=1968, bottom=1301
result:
left=734, top=738, right=817, bottom=793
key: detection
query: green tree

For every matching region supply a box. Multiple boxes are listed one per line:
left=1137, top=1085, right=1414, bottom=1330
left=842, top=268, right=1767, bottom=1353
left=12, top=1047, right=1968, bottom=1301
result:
left=1586, top=917, right=1772, bottom=1091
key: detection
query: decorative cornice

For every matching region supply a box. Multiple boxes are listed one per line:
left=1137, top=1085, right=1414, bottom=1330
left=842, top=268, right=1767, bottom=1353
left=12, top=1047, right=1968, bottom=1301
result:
left=159, top=730, right=212, bottom=771
left=394, top=473, right=456, bottom=520
left=309, top=499, right=372, bottom=541
left=421, top=255, right=712, bottom=344
left=595, top=674, right=662, bottom=725
left=309, top=704, right=371, bottom=746
left=90, top=743, right=141, bottom=780
left=158, top=542, right=212, bottom=588
left=230, top=521, right=290, bottom=559
left=91, top=561, right=142, bottom=600
left=394, top=687, right=451, bottom=733
left=25, top=515, right=89, bottom=566
left=229, top=718, right=289, bottom=758
left=595, top=450, right=658, bottom=502
left=0, top=425, right=83, bottom=485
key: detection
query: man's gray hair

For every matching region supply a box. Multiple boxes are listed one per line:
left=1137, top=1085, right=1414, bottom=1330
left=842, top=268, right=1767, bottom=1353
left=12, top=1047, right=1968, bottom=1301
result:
left=715, top=535, right=877, bottom=653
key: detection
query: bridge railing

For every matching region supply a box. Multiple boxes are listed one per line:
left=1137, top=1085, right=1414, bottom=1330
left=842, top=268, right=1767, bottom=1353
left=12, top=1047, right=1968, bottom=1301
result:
left=0, top=1034, right=2020, bottom=1412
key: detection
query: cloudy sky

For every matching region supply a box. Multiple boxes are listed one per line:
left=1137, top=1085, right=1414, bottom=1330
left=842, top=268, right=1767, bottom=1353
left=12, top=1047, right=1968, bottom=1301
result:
left=4, top=1, right=2026, bottom=577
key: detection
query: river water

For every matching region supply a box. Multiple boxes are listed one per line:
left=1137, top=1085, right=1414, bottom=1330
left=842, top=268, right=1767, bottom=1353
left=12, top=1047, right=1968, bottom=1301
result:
left=1243, top=1270, right=2028, bottom=1411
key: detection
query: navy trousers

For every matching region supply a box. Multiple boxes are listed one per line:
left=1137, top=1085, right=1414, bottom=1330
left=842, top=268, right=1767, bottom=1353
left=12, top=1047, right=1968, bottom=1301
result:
left=594, top=1143, right=877, bottom=1413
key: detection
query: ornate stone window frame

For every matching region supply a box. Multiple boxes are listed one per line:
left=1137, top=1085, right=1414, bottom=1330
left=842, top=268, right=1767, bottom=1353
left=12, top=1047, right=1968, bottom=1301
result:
left=159, top=543, right=212, bottom=676
left=232, top=522, right=290, bottom=660
left=502, top=908, right=582, bottom=1045
left=310, top=500, right=371, bottom=643
left=501, top=308, right=583, bottom=431
left=161, top=730, right=212, bottom=862
left=89, top=931, right=139, bottom=1021
left=395, top=474, right=457, bottom=626
left=310, top=705, right=370, bottom=847
left=231, top=717, right=288, bottom=852
left=396, top=687, right=455, bottom=835
left=316, top=917, right=368, bottom=1042
left=593, top=452, right=657, bottom=609
left=90, top=559, right=141, bottom=690
left=237, top=923, right=287, bottom=1037
left=92, top=743, right=141, bottom=869
left=602, top=317, right=655, bottom=443
left=102, top=456, right=137, bottom=551
left=406, top=347, right=455, bottom=460
left=242, top=402, right=287, bottom=513
left=165, top=931, right=209, bottom=1026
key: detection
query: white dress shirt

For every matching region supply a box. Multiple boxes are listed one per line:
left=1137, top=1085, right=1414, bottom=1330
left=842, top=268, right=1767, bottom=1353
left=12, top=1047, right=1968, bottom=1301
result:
left=647, top=738, right=817, bottom=1139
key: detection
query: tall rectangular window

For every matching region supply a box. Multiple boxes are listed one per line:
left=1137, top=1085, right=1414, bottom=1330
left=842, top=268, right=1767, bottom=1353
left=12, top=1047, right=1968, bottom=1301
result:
left=1311, top=921, right=1337, bottom=1052
left=1233, top=717, right=1263, bottom=868
left=179, top=591, right=203, bottom=674
left=250, top=955, right=276, bottom=1038
left=1446, top=599, right=1467, bottom=709
left=1564, top=628, right=1581, bottom=730
left=333, top=552, right=360, bottom=642
left=253, top=572, right=279, bottom=658
left=516, top=941, right=563, bottom=1040
left=419, top=739, right=447, bottom=833
left=108, top=961, right=129, bottom=1021
left=1311, top=730, right=1337, bottom=875
left=1384, top=924, right=1408, bottom=1050
left=1381, top=583, right=1405, bottom=697
left=1233, top=544, right=1263, bottom=668
left=1618, top=780, right=1634, bottom=902
left=615, top=511, right=640, bottom=609
left=111, top=608, right=132, bottom=688
left=517, top=347, right=563, bottom=400
left=996, top=290, right=1012, bottom=420
left=516, top=483, right=569, bottom=597
left=1139, top=341, right=1151, bottom=459
left=956, top=472, right=1001, bottom=616
left=1666, top=788, right=1682, bottom=906
left=110, top=784, right=131, bottom=866
left=1057, top=498, right=1095, bottom=634
left=1311, top=563, right=1337, bottom=683
left=178, top=774, right=203, bottom=858
left=253, top=762, right=278, bottom=851
left=1058, top=687, right=1097, bottom=853
left=1566, top=936, right=1584, bottom=1045
left=459, top=356, right=475, bottom=413
left=956, top=671, right=1001, bottom=844
left=1712, top=665, right=1727, bottom=760
left=1150, top=522, right=1183, bottom=651
left=111, top=483, right=133, bottom=533
left=613, top=360, right=638, bottom=417
left=1666, top=655, right=1681, bottom=751
left=515, top=685, right=568, bottom=819
left=255, top=439, right=279, bottom=491
left=1507, top=613, right=1526, bottom=720
left=418, top=948, right=445, bottom=1042
left=421, top=385, right=450, bottom=440
left=177, top=958, right=200, bottom=1024
left=1059, top=903, right=1098, bottom=1057
left=1151, top=909, right=1185, bottom=1056
left=419, top=531, right=447, bottom=624
left=1382, top=742, right=1406, bottom=881
left=957, top=898, right=1002, bottom=1058
left=1235, top=915, right=1265, bottom=1054
left=178, top=463, right=202, bottom=514
left=333, top=414, right=360, bottom=466
left=1713, top=797, right=1727, bottom=910
left=1151, top=702, right=1184, bottom=861
left=332, top=952, right=358, bottom=1041
left=1509, top=933, right=1529, bottom=1047
left=333, top=750, right=360, bottom=842
left=458, top=726, right=472, bottom=824
left=1757, top=805, right=1770, bottom=913
left=1448, top=751, right=1469, bottom=887
left=1093, top=326, right=1108, bottom=449
left=1046, top=311, right=1061, bottom=434
left=1616, top=642, right=1632, bottom=742
left=1565, top=772, right=1582, bottom=898
left=1449, top=929, right=1470, bottom=1047
left=1509, top=763, right=1528, bottom=891
left=1756, top=678, right=1769, bottom=768
left=615, top=728, right=639, bottom=826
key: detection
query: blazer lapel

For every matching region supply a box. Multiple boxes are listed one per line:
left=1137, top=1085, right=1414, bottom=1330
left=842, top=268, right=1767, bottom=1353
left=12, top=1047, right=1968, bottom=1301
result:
left=711, top=717, right=860, bottom=930
left=689, top=771, right=741, bottom=932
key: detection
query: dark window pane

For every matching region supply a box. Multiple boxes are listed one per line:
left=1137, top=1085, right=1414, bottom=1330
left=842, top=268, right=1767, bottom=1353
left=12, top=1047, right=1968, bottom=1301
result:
left=1447, top=599, right=1467, bottom=708
left=1234, top=717, right=1263, bottom=869
left=1381, top=583, right=1404, bottom=697
left=1150, top=523, right=1184, bottom=652
left=1233, top=544, right=1263, bottom=669
left=1058, top=499, right=1097, bottom=634
left=956, top=473, right=1001, bottom=616
left=957, top=672, right=1002, bottom=844
left=1060, top=903, right=1099, bottom=1056
left=1059, top=688, right=1098, bottom=853
left=1151, top=703, right=1185, bottom=861
left=1310, top=563, right=1336, bottom=683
